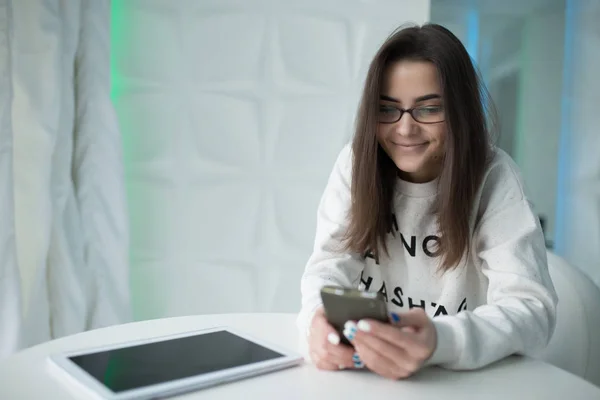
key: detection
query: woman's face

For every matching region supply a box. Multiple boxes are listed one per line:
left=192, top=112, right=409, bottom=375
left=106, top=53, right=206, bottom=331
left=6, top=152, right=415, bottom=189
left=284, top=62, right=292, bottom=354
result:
left=376, top=60, right=446, bottom=183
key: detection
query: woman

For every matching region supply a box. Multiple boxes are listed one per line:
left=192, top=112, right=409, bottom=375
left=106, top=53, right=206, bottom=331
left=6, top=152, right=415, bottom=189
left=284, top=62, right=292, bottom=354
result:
left=296, top=23, right=557, bottom=379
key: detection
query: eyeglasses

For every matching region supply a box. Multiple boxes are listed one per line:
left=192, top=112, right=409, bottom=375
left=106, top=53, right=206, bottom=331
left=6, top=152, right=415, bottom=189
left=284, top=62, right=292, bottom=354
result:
left=378, top=104, right=445, bottom=124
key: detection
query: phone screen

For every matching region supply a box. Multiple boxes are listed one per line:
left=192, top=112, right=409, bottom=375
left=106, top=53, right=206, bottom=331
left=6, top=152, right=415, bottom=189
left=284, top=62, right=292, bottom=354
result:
left=320, top=287, right=389, bottom=344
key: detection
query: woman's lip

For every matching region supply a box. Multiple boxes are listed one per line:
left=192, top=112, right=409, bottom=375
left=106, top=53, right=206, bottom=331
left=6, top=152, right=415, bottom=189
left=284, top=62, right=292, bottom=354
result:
left=392, top=142, right=428, bottom=147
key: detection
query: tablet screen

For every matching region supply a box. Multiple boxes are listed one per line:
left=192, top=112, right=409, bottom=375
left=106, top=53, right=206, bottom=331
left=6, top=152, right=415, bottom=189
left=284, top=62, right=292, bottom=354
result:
left=68, top=330, right=285, bottom=393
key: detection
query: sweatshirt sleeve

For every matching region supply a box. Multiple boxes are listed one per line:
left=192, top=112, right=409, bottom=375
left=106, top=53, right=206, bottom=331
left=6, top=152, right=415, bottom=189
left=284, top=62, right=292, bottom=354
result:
left=426, top=160, right=558, bottom=370
left=296, top=145, right=365, bottom=344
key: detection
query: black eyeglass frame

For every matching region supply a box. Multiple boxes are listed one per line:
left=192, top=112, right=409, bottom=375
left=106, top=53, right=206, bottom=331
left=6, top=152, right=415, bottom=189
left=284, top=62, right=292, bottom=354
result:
left=378, top=105, right=445, bottom=124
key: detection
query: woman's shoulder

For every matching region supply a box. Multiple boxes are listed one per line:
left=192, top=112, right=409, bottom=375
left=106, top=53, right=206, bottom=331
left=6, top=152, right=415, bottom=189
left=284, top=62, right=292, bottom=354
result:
left=329, top=143, right=354, bottom=183
left=337, top=142, right=353, bottom=168
left=484, top=147, right=525, bottom=187
left=475, top=147, right=529, bottom=219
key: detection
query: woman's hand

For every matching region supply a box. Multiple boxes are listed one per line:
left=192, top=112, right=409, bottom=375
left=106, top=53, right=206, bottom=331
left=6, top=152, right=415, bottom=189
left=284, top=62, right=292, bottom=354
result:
left=343, top=308, right=437, bottom=380
left=308, top=307, right=356, bottom=370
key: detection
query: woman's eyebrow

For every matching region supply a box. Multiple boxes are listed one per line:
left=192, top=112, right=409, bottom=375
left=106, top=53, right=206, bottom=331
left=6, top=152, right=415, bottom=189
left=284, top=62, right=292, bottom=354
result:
left=380, top=95, right=399, bottom=102
left=379, top=94, right=441, bottom=103
left=415, top=94, right=441, bottom=102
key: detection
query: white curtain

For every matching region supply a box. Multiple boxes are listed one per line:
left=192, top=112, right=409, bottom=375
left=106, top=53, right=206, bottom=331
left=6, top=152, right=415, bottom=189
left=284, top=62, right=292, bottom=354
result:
left=0, top=0, right=20, bottom=360
left=0, top=0, right=130, bottom=360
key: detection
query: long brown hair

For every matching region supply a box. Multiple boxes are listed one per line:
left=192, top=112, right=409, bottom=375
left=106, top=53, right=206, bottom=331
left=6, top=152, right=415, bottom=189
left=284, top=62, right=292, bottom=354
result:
left=345, top=23, right=495, bottom=271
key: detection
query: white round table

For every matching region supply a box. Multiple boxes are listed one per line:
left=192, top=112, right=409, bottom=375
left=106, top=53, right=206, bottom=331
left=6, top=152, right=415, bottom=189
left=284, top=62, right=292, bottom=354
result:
left=1, top=313, right=599, bottom=399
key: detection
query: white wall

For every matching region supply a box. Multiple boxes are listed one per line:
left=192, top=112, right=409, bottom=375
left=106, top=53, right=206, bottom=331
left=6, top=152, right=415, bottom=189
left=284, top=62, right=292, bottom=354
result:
left=486, top=17, right=524, bottom=160
left=555, top=0, right=600, bottom=287
left=514, top=8, right=565, bottom=242
left=111, top=0, right=430, bottom=320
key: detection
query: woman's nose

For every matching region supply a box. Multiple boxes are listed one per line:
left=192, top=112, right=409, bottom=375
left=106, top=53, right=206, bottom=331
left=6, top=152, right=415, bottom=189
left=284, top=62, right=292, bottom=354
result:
left=395, top=111, right=416, bottom=136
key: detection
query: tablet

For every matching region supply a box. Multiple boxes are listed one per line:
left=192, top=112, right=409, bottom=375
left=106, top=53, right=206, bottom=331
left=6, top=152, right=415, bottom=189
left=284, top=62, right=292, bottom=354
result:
left=48, top=327, right=303, bottom=399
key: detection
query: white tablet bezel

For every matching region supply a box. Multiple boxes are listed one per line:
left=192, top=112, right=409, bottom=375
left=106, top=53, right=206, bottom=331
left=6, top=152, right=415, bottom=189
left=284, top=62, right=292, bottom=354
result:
left=47, top=326, right=303, bottom=400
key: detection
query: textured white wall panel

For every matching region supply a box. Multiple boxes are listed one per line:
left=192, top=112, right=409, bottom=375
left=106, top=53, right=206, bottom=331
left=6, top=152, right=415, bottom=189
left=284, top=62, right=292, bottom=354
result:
left=112, top=0, right=430, bottom=320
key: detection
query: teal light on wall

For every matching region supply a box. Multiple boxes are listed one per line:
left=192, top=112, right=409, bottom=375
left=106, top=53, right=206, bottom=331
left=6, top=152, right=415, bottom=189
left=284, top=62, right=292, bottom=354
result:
left=110, top=0, right=144, bottom=319
left=109, top=0, right=131, bottom=168
left=110, top=0, right=126, bottom=102
left=554, top=0, right=575, bottom=255
left=109, top=0, right=133, bottom=233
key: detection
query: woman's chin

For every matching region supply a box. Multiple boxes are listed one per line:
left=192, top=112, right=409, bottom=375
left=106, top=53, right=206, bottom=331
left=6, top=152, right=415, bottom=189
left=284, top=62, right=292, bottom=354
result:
left=393, top=158, right=441, bottom=183
left=393, top=159, right=425, bottom=176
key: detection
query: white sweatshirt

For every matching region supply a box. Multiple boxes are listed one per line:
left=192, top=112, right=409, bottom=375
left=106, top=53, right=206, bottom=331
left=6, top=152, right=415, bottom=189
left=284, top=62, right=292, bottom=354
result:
left=297, top=144, right=558, bottom=370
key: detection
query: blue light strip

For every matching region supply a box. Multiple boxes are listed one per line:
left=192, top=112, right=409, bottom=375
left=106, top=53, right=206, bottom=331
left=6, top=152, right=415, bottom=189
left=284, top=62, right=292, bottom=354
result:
left=554, top=0, right=575, bottom=254
left=466, top=8, right=479, bottom=63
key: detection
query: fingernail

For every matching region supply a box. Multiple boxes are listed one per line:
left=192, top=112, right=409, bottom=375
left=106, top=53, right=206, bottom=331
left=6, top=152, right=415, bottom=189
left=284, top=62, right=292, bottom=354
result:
left=343, top=321, right=358, bottom=341
left=390, top=313, right=401, bottom=324
left=352, top=354, right=364, bottom=369
left=338, top=364, right=345, bottom=370
left=357, top=320, right=371, bottom=332
left=327, top=332, right=340, bottom=345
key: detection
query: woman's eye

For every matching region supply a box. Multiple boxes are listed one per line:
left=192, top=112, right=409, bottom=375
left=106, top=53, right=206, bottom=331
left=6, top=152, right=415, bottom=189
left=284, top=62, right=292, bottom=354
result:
left=379, top=106, right=396, bottom=114
left=419, top=106, right=443, bottom=114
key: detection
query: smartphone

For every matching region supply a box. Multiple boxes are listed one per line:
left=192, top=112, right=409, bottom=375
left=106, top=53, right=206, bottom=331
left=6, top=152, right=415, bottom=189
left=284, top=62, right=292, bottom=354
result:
left=320, top=286, right=389, bottom=346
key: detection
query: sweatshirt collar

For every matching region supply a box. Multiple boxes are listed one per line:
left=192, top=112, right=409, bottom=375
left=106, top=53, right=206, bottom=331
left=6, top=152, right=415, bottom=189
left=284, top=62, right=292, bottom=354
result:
left=396, top=176, right=439, bottom=198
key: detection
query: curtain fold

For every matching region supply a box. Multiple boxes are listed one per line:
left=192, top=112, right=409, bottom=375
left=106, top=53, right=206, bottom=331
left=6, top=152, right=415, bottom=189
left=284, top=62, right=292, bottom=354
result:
left=0, top=0, right=130, bottom=359
left=0, top=0, right=22, bottom=361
